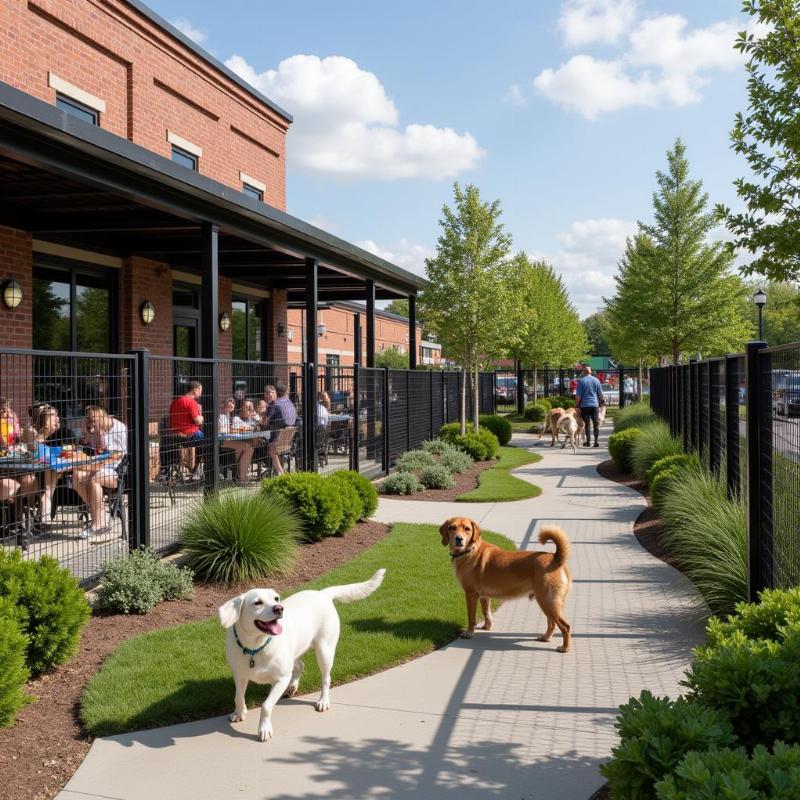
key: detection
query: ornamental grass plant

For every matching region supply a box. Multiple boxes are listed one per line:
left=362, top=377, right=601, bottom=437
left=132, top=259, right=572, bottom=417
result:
left=630, top=421, right=684, bottom=480
left=614, top=402, right=656, bottom=433
left=180, top=492, right=302, bottom=583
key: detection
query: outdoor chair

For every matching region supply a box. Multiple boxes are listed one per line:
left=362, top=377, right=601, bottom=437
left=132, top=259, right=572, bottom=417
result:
left=317, top=425, right=330, bottom=468
left=265, top=426, right=297, bottom=476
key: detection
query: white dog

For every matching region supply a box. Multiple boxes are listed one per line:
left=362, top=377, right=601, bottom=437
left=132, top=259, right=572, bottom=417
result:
left=557, top=412, right=579, bottom=453
left=218, top=568, right=385, bottom=742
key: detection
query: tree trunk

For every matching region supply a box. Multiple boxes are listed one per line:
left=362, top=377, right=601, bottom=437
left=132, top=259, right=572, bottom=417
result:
left=473, top=362, right=480, bottom=432
left=460, top=366, right=467, bottom=436
left=532, top=363, right=538, bottom=402
left=672, top=342, right=680, bottom=366
left=638, top=361, right=644, bottom=403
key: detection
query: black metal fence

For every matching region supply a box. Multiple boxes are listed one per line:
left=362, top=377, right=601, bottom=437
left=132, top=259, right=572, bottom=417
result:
left=650, top=343, right=800, bottom=597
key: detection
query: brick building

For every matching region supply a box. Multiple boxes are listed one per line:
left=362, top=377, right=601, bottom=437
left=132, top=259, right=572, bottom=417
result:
left=0, top=0, right=424, bottom=367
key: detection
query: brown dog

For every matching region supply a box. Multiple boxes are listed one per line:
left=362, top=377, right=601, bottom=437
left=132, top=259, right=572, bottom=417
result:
left=440, top=517, right=573, bottom=651
left=541, top=407, right=566, bottom=446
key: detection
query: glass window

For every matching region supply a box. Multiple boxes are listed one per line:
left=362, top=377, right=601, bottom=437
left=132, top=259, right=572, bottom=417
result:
left=76, top=278, right=110, bottom=353
left=173, top=287, right=199, bottom=308
left=171, top=145, right=198, bottom=171
left=231, top=300, right=247, bottom=360
left=242, top=183, right=264, bottom=201
left=32, top=276, right=71, bottom=351
left=326, top=354, right=340, bottom=366
left=56, top=94, right=99, bottom=125
left=231, top=298, right=264, bottom=361
left=250, top=303, right=263, bottom=361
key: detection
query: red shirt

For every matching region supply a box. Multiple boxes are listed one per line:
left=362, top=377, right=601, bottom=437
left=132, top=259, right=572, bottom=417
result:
left=169, top=395, right=202, bottom=435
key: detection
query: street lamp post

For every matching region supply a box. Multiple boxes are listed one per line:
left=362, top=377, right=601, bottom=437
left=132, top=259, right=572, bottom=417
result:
left=754, top=288, right=767, bottom=341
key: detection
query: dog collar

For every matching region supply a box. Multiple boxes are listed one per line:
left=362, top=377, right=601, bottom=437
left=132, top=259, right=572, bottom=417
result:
left=233, top=624, right=272, bottom=668
left=451, top=546, right=474, bottom=561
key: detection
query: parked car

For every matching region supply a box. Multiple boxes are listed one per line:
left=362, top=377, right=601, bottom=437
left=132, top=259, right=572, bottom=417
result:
left=774, top=374, right=800, bottom=417
left=495, top=376, right=517, bottom=405
left=600, top=383, right=619, bottom=406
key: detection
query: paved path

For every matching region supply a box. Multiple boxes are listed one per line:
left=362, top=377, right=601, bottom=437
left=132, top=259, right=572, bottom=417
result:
left=57, top=424, right=706, bottom=800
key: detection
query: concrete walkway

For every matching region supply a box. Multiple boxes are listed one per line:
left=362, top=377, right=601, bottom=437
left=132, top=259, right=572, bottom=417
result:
left=57, top=424, right=706, bottom=800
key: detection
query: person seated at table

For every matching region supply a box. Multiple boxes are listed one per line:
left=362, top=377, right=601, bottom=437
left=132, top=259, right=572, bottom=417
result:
left=0, top=398, right=38, bottom=529
left=28, top=404, right=62, bottom=520
left=262, top=384, right=297, bottom=475
left=0, top=397, right=21, bottom=450
left=317, top=391, right=331, bottom=428
left=222, top=399, right=258, bottom=484
left=218, top=397, right=235, bottom=434
left=72, top=406, right=127, bottom=538
left=256, top=398, right=268, bottom=423
left=168, top=381, right=204, bottom=479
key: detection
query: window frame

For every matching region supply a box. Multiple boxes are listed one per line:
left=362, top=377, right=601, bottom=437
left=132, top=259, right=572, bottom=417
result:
left=242, top=183, right=264, bottom=202
left=171, top=145, right=199, bottom=172
left=55, top=93, right=100, bottom=126
left=231, top=296, right=267, bottom=361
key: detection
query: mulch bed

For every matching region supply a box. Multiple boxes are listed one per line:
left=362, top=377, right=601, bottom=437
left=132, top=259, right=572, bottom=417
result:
left=379, top=459, right=495, bottom=502
left=0, top=519, right=390, bottom=800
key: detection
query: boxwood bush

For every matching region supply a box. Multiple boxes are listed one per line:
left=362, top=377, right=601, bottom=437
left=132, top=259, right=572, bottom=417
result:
left=419, top=464, right=455, bottom=490
left=262, top=472, right=344, bottom=541
left=608, top=428, right=643, bottom=473
left=548, top=395, right=576, bottom=409
left=705, top=587, right=800, bottom=648
left=600, top=690, right=736, bottom=800
left=98, top=547, right=195, bottom=613
left=438, top=424, right=500, bottom=461
left=0, top=550, right=90, bottom=674
left=0, top=603, right=32, bottom=728
left=330, top=470, right=378, bottom=520
left=650, top=466, right=682, bottom=513
left=630, top=421, right=684, bottom=480
left=523, top=402, right=549, bottom=422
left=479, top=414, right=512, bottom=446
left=327, top=472, right=362, bottom=534
left=381, top=471, right=422, bottom=495
left=655, top=743, right=800, bottom=800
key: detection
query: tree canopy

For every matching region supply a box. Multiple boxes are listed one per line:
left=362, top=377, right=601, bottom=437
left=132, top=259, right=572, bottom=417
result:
left=582, top=311, right=612, bottom=357
left=746, top=281, right=800, bottom=345
left=605, top=139, right=753, bottom=364
left=718, top=1, right=800, bottom=282
left=375, top=346, right=409, bottom=370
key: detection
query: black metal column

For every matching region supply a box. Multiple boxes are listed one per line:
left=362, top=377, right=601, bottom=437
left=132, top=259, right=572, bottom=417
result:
left=745, top=341, right=768, bottom=600
left=366, top=280, right=376, bottom=369
left=709, top=360, right=722, bottom=475
left=351, top=366, right=360, bottom=472
left=618, top=367, right=624, bottom=409
left=408, top=294, right=417, bottom=370
left=353, top=313, right=362, bottom=366
left=382, top=366, right=390, bottom=473
left=304, top=258, right=318, bottom=472
left=200, top=222, right=219, bottom=492
left=516, top=360, right=525, bottom=415
left=725, top=354, right=740, bottom=498
left=129, top=348, right=150, bottom=549
left=698, top=360, right=708, bottom=463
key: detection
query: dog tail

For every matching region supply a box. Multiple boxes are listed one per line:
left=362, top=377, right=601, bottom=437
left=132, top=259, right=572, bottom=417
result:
left=321, top=568, right=386, bottom=604
left=538, top=526, right=570, bottom=569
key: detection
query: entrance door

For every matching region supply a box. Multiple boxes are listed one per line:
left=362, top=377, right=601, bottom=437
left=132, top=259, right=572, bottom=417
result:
left=173, top=316, right=198, bottom=358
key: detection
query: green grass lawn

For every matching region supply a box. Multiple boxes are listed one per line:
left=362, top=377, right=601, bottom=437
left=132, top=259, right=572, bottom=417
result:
left=80, top=523, right=515, bottom=737
left=502, top=412, right=540, bottom=433
left=457, top=446, right=542, bottom=502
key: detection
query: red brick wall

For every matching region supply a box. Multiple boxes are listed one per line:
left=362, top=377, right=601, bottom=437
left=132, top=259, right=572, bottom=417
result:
left=218, top=277, right=232, bottom=359
left=267, top=290, right=288, bottom=363
left=119, top=256, right=172, bottom=355
left=0, top=0, right=288, bottom=208
left=0, top=226, right=33, bottom=350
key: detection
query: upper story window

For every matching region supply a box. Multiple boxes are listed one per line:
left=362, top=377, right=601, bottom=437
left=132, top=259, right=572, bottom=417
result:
left=239, top=172, right=266, bottom=203
left=49, top=73, right=105, bottom=127
left=171, top=146, right=198, bottom=172
left=167, top=130, right=202, bottom=172
left=56, top=94, right=99, bottom=126
left=231, top=298, right=264, bottom=360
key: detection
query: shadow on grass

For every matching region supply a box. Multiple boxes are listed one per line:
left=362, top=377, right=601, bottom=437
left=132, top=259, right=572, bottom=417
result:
left=349, top=616, right=461, bottom=645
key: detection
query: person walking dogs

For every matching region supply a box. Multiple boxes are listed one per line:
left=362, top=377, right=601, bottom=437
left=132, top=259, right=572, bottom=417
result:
left=576, top=366, right=605, bottom=448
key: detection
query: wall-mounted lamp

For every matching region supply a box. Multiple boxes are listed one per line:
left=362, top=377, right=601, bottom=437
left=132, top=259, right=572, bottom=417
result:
left=277, top=322, right=287, bottom=337
left=287, top=329, right=294, bottom=342
left=2, top=279, right=22, bottom=309
left=219, top=312, right=231, bottom=332
left=139, top=300, right=155, bottom=325
left=317, top=323, right=327, bottom=337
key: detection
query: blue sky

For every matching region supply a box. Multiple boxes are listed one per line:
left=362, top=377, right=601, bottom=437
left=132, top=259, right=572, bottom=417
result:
left=147, top=0, right=752, bottom=316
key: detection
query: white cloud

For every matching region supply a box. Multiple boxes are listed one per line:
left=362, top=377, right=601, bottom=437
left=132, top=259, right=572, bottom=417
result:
left=532, top=4, right=747, bottom=118
left=172, top=17, right=207, bottom=45
left=355, top=238, right=434, bottom=278
left=544, top=218, right=637, bottom=315
left=307, top=215, right=339, bottom=234
left=226, top=54, right=484, bottom=180
left=559, top=0, right=637, bottom=47
left=502, top=83, right=528, bottom=107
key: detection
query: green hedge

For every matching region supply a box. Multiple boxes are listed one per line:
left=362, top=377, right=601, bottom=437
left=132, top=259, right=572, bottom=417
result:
left=479, top=414, right=512, bottom=446
left=330, top=470, right=379, bottom=520
left=0, top=550, right=90, bottom=674
left=439, top=424, right=500, bottom=461
left=523, top=402, right=549, bottom=422
left=608, top=428, right=643, bottom=473
left=262, top=472, right=344, bottom=541
left=548, top=395, right=576, bottom=410
left=0, top=604, right=32, bottom=728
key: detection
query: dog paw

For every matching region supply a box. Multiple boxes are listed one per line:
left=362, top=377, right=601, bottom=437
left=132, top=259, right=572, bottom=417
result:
left=479, top=622, right=493, bottom=631
left=283, top=683, right=299, bottom=698
left=460, top=630, right=474, bottom=639
left=536, top=635, right=551, bottom=642
left=556, top=645, right=570, bottom=653
left=258, top=719, right=273, bottom=742
left=315, top=698, right=330, bottom=712
left=229, top=710, right=247, bottom=723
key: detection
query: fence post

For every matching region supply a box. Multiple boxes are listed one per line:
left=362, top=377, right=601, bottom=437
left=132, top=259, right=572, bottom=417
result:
left=382, top=366, right=390, bottom=473
left=351, top=366, right=360, bottom=472
left=406, top=369, right=411, bottom=452
left=698, top=360, right=708, bottom=464
left=618, top=367, right=624, bottom=409
left=516, top=361, right=525, bottom=415
left=709, top=360, right=721, bottom=476
left=725, top=354, right=740, bottom=498
left=304, top=363, right=317, bottom=473
left=128, top=348, right=150, bottom=550
left=745, top=341, right=770, bottom=600
left=429, top=370, right=434, bottom=439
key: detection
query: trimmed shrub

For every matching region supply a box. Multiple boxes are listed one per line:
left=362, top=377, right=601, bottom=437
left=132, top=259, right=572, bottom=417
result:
left=600, top=690, right=736, bottom=800
left=614, top=402, right=656, bottom=432
left=705, top=587, right=800, bottom=648
left=0, top=604, right=32, bottom=728
left=655, top=743, right=800, bottom=800
left=395, top=449, right=437, bottom=471
left=439, top=447, right=473, bottom=474
left=98, top=547, right=195, bottom=613
left=479, top=414, right=512, bottom=446
left=630, top=421, right=684, bottom=480
left=660, top=464, right=747, bottom=617
left=262, top=472, right=343, bottom=541
left=381, top=471, right=422, bottom=495
left=420, top=464, right=455, bottom=490
left=438, top=423, right=462, bottom=445
left=650, top=466, right=682, bottom=513
left=549, top=395, right=576, bottom=410
left=608, top=428, right=643, bottom=473
left=327, top=472, right=362, bottom=534
left=536, top=398, right=553, bottom=411
left=523, top=402, right=549, bottom=422
left=458, top=429, right=500, bottom=461
left=684, top=626, right=800, bottom=749
left=646, top=454, right=696, bottom=488
left=181, top=493, right=301, bottom=582
left=330, top=470, right=378, bottom=520
left=0, top=550, right=90, bottom=674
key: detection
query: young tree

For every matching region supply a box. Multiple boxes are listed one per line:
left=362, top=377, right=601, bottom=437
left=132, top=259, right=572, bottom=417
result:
left=509, top=254, right=588, bottom=400
left=718, top=1, right=800, bottom=282
left=375, top=346, right=409, bottom=370
left=582, top=311, right=612, bottom=356
left=746, top=281, right=800, bottom=345
left=421, top=183, right=517, bottom=432
left=605, top=140, right=753, bottom=365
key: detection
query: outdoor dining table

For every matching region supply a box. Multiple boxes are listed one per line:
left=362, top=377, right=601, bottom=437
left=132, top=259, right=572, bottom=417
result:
left=219, top=430, right=272, bottom=442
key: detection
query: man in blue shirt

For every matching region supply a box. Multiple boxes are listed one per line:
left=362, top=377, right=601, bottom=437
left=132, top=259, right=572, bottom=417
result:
left=575, top=366, right=605, bottom=448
